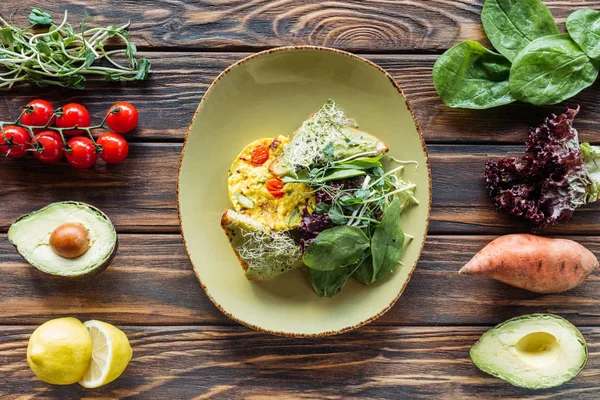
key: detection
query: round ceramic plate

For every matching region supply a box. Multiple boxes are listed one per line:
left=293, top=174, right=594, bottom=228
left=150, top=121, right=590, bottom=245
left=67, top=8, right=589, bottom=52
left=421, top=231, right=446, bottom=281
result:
left=178, top=46, right=431, bottom=337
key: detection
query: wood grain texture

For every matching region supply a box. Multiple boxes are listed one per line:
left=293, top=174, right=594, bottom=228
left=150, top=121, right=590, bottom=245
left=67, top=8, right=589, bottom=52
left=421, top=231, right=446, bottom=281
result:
left=3, top=233, right=600, bottom=327
left=0, top=53, right=598, bottom=143
left=2, top=325, right=600, bottom=399
left=2, top=0, right=599, bottom=53
left=3, top=144, right=600, bottom=234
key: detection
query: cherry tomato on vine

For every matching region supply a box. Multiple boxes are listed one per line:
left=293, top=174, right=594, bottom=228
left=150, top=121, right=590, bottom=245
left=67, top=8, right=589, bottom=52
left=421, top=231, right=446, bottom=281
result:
left=56, top=103, right=91, bottom=136
left=251, top=145, right=270, bottom=166
left=0, top=126, right=30, bottom=158
left=66, top=136, right=97, bottom=169
left=33, top=131, right=64, bottom=164
left=266, top=178, right=285, bottom=199
left=21, top=99, right=55, bottom=129
left=106, top=102, right=138, bottom=134
left=97, top=132, right=129, bottom=164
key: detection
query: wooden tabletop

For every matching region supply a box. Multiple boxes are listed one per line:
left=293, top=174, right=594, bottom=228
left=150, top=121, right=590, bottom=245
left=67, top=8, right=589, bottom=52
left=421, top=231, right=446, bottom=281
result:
left=2, top=1, right=600, bottom=398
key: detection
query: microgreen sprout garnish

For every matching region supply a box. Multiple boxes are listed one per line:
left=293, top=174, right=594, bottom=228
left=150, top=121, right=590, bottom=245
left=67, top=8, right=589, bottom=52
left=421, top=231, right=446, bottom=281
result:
left=236, top=229, right=301, bottom=272
left=0, top=9, right=150, bottom=89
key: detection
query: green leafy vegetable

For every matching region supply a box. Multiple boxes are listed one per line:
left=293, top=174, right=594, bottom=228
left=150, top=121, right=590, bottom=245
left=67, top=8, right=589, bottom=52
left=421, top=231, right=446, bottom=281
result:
left=433, top=41, right=516, bottom=109
left=509, top=34, right=599, bottom=105
left=352, top=254, right=374, bottom=285
left=308, top=267, right=354, bottom=297
left=28, top=8, right=53, bottom=26
left=370, top=197, right=404, bottom=283
left=481, top=0, right=559, bottom=61
left=567, top=9, right=600, bottom=61
left=303, top=226, right=370, bottom=271
left=0, top=9, right=151, bottom=89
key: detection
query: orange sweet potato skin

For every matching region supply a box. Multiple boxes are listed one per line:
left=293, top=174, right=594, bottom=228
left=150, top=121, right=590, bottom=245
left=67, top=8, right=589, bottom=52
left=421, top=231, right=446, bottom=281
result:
left=459, top=234, right=599, bottom=293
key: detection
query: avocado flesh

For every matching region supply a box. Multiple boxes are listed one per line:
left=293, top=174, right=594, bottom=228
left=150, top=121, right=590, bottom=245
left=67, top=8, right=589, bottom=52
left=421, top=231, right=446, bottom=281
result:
left=270, top=100, right=388, bottom=177
left=471, top=314, right=587, bottom=389
left=8, top=202, right=117, bottom=277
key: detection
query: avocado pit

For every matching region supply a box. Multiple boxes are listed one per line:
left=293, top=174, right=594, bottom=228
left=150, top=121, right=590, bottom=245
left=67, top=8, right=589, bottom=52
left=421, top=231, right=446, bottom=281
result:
left=50, top=223, right=90, bottom=259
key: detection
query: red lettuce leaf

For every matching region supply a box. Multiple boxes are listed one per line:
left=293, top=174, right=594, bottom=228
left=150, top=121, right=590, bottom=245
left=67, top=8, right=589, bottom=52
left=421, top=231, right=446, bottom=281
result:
left=484, top=107, right=590, bottom=228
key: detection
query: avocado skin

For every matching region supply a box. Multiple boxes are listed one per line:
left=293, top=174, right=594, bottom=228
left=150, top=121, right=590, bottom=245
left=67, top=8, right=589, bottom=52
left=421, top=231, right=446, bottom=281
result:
left=8, top=201, right=118, bottom=279
left=470, top=313, right=588, bottom=390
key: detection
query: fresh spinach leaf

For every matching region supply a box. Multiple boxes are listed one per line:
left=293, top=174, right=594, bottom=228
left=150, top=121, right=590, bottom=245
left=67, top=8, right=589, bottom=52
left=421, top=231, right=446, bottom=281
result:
left=308, top=267, right=354, bottom=297
left=370, top=197, right=404, bottom=283
left=481, top=0, right=559, bottom=62
left=28, top=8, right=53, bottom=26
left=352, top=254, right=374, bottom=285
left=567, top=9, right=600, bottom=61
left=303, top=226, right=370, bottom=271
left=433, top=41, right=516, bottom=109
left=509, top=34, right=599, bottom=105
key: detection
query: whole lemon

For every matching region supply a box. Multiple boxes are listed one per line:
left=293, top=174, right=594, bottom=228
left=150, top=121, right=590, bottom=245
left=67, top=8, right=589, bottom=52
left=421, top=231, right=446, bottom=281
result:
left=27, top=317, right=92, bottom=385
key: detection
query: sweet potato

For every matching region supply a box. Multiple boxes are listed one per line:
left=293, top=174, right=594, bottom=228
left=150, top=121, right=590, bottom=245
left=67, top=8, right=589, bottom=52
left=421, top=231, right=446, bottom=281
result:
left=459, top=234, right=598, bottom=293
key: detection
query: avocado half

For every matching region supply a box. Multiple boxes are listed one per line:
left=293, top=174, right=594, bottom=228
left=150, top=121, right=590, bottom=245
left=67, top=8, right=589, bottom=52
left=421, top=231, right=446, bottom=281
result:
left=470, top=314, right=588, bottom=389
left=8, top=202, right=118, bottom=278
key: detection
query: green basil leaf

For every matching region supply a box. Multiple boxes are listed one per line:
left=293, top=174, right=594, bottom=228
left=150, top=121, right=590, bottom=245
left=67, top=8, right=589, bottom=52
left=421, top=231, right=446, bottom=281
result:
left=433, top=41, right=515, bottom=109
left=370, top=197, right=404, bottom=283
left=303, top=226, right=370, bottom=271
left=308, top=267, right=353, bottom=297
left=482, top=0, right=559, bottom=62
left=567, top=9, right=600, bottom=61
left=509, top=34, right=599, bottom=105
left=28, top=8, right=53, bottom=26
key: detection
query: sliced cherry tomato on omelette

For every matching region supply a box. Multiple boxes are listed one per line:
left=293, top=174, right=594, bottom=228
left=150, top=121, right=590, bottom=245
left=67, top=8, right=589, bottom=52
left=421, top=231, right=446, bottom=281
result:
left=266, top=178, right=285, bottom=199
left=251, top=145, right=269, bottom=166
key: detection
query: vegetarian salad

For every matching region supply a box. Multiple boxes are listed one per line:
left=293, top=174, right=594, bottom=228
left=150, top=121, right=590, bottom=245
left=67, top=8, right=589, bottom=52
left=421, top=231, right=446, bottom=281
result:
left=221, top=100, right=419, bottom=297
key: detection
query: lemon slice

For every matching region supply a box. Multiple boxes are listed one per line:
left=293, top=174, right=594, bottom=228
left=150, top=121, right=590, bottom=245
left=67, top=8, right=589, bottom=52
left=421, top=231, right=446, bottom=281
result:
left=79, top=320, right=133, bottom=388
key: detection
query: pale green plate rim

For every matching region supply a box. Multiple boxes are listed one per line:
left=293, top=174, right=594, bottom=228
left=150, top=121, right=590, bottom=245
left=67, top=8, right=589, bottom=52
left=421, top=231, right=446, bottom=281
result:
left=177, top=45, right=432, bottom=337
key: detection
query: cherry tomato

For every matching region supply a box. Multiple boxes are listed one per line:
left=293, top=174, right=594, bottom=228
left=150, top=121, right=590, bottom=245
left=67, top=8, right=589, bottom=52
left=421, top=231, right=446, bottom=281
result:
left=0, top=126, right=31, bottom=158
left=266, top=178, right=285, bottom=199
left=33, top=131, right=64, bottom=164
left=56, top=103, right=91, bottom=136
left=97, top=132, right=129, bottom=164
left=251, top=145, right=270, bottom=166
left=66, top=136, right=97, bottom=169
left=106, top=102, right=138, bottom=134
left=21, top=99, right=55, bottom=129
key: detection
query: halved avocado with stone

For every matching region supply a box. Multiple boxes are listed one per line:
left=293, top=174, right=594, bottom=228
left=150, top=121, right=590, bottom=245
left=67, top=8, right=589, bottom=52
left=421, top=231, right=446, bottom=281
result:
left=471, top=314, right=587, bottom=389
left=8, top=202, right=118, bottom=278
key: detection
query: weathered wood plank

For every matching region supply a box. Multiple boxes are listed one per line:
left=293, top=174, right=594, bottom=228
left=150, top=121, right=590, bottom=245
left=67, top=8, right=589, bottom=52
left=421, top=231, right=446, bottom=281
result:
left=1, top=53, right=598, bottom=143
left=2, top=0, right=599, bottom=53
left=2, top=144, right=599, bottom=234
left=1, top=325, right=600, bottom=399
left=2, top=234, right=600, bottom=326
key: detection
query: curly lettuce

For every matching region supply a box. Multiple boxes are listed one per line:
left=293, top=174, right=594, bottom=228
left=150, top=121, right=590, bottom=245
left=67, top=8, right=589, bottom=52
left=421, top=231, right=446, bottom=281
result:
left=485, top=107, right=600, bottom=228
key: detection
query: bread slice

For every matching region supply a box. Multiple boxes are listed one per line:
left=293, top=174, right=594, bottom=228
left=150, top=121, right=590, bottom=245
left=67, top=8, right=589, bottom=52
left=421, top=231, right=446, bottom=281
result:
left=221, top=210, right=302, bottom=280
left=270, top=100, right=389, bottom=177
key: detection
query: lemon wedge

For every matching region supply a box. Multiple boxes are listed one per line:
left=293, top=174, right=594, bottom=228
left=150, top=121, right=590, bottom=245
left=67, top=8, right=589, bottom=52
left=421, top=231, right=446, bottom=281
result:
left=78, top=320, right=133, bottom=388
left=27, top=317, right=92, bottom=385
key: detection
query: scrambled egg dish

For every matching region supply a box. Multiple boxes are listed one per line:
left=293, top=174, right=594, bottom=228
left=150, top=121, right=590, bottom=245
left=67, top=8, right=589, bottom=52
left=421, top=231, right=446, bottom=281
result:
left=228, top=136, right=315, bottom=231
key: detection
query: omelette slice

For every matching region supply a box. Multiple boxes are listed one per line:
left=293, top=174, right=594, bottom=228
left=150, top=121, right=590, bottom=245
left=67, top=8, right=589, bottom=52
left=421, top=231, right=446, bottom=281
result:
left=221, top=210, right=302, bottom=280
left=270, top=100, right=389, bottom=177
left=228, top=136, right=315, bottom=231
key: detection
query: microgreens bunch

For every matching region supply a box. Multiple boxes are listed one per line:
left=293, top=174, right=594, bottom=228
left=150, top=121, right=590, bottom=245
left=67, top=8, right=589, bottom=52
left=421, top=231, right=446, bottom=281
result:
left=0, top=8, right=150, bottom=89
